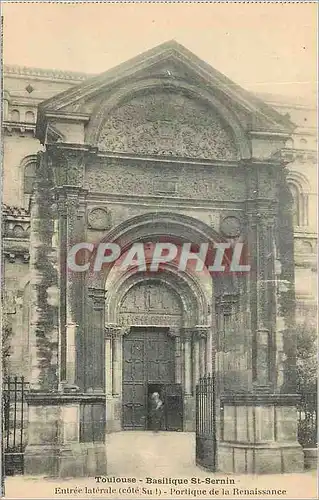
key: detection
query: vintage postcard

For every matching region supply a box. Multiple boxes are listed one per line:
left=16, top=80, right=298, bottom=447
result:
left=0, top=1, right=318, bottom=499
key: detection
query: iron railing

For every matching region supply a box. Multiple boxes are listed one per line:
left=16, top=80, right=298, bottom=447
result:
left=297, top=391, right=317, bottom=447
left=195, top=373, right=216, bottom=471
left=2, top=376, right=29, bottom=475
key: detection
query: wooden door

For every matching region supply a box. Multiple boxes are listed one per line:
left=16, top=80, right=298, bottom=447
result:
left=122, top=334, right=146, bottom=429
left=164, top=384, right=183, bottom=431
left=122, top=328, right=175, bottom=429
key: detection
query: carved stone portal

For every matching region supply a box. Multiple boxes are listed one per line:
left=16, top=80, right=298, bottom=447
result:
left=97, top=91, right=238, bottom=160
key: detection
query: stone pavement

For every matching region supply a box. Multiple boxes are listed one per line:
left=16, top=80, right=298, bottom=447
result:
left=106, top=431, right=196, bottom=476
left=3, top=432, right=318, bottom=499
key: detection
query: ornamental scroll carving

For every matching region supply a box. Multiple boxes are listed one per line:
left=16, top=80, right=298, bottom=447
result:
left=97, top=91, right=238, bottom=160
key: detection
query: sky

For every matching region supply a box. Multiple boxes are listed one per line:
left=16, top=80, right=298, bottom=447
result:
left=1, top=2, right=317, bottom=101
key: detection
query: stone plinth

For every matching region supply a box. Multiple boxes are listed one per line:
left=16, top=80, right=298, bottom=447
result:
left=24, top=393, right=107, bottom=477
left=216, top=393, right=304, bottom=473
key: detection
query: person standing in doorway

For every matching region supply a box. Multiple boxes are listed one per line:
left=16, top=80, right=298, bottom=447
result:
left=149, top=392, right=164, bottom=432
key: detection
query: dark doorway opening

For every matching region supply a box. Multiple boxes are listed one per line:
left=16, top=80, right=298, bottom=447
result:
left=147, top=383, right=183, bottom=431
left=122, top=327, right=183, bottom=430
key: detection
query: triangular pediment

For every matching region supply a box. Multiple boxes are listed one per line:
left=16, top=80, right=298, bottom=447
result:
left=37, top=40, right=295, bottom=150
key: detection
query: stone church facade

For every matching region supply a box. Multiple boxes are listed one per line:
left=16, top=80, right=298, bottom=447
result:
left=2, top=42, right=317, bottom=475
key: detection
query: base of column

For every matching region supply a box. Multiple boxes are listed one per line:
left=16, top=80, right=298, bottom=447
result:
left=217, top=442, right=304, bottom=473
left=24, top=443, right=107, bottom=477
left=106, top=396, right=122, bottom=432
left=214, top=393, right=305, bottom=473
left=25, top=394, right=107, bottom=477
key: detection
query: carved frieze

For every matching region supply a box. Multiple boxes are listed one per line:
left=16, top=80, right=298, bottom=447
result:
left=87, top=207, right=112, bottom=230
left=85, top=161, right=246, bottom=200
left=97, top=91, right=238, bottom=160
left=119, top=314, right=182, bottom=327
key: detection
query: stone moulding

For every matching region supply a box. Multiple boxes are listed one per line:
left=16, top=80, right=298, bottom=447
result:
left=220, top=392, right=301, bottom=406
left=26, top=392, right=106, bottom=405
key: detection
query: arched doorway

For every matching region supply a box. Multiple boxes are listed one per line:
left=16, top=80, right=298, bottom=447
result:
left=92, top=212, right=237, bottom=432
left=120, top=280, right=183, bottom=431
left=104, top=265, right=212, bottom=432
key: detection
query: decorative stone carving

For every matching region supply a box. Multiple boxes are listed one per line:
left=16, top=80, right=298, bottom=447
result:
left=97, top=91, right=238, bottom=160
left=104, top=325, right=122, bottom=339
left=87, top=207, right=112, bottom=230
left=119, top=314, right=181, bottom=327
left=220, top=216, right=241, bottom=237
left=168, top=326, right=181, bottom=338
left=120, top=282, right=180, bottom=312
left=193, top=326, right=210, bottom=339
left=119, top=281, right=183, bottom=327
left=47, top=146, right=87, bottom=187
left=88, top=287, right=106, bottom=309
left=85, top=160, right=246, bottom=200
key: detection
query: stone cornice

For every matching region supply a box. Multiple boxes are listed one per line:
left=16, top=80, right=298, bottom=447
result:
left=2, top=121, right=36, bottom=135
left=221, top=392, right=300, bottom=406
left=273, top=148, right=317, bottom=164
left=249, top=130, right=291, bottom=139
left=26, top=391, right=105, bottom=405
left=86, top=193, right=245, bottom=209
left=92, top=150, right=241, bottom=168
left=45, top=111, right=91, bottom=123
left=4, top=64, right=93, bottom=82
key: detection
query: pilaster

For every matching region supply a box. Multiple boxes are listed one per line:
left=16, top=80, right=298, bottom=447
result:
left=49, top=146, right=88, bottom=391
left=28, top=153, right=59, bottom=390
left=86, top=288, right=106, bottom=392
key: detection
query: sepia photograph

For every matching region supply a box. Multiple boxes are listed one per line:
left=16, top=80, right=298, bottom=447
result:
left=0, top=1, right=318, bottom=499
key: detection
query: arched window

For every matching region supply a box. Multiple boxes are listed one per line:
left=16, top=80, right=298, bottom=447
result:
left=288, top=183, right=300, bottom=226
left=288, top=181, right=308, bottom=227
left=285, top=138, right=294, bottom=149
left=25, top=111, right=35, bottom=123
left=24, top=162, right=37, bottom=195
left=11, top=109, right=20, bottom=122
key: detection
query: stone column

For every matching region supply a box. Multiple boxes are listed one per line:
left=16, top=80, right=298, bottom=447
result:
left=87, top=289, right=106, bottom=392
left=49, top=144, right=89, bottom=390
left=246, top=195, right=277, bottom=389
left=104, top=327, right=113, bottom=397
left=104, top=325, right=125, bottom=431
left=113, top=328, right=126, bottom=396
left=192, top=334, right=200, bottom=391
left=55, top=184, right=88, bottom=390
left=169, top=327, right=182, bottom=384
left=181, top=327, right=194, bottom=431
left=193, top=326, right=209, bottom=385
left=104, top=325, right=123, bottom=431
left=182, top=328, right=192, bottom=396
